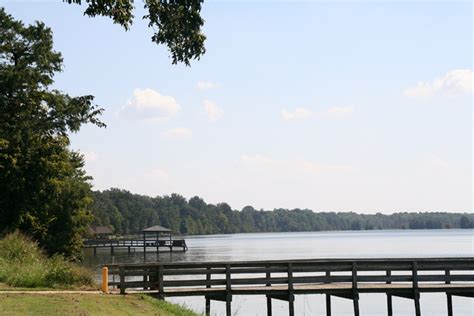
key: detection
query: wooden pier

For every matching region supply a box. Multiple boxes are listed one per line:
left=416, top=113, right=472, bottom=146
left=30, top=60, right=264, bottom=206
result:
left=83, top=238, right=188, bottom=255
left=105, top=257, right=474, bottom=316
left=84, top=225, right=188, bottom=255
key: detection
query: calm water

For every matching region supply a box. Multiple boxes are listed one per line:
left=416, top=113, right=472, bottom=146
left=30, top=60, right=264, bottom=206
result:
left=83, top=229, right=474, bottom=316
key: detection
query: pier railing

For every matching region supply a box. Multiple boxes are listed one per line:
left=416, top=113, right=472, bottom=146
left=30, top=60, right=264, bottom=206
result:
left=83, top=238, right=188, bottom=254
left=105, top=257, right=474, bottom=316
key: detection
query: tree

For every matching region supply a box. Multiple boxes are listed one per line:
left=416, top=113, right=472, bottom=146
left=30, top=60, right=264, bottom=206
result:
left=65, top=0, right=206, bottom=66
left=0, top=9, right=105, bottom=258
left=460, top=215, right=473, bottom=229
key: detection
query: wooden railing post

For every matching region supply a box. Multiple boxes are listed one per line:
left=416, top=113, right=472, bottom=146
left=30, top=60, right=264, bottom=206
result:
left=158, top=265, right=164, bottom=299
left=143, top=267, right=148, bottom=290
left=288, top=263, right=294, bottom=316
left=412, top=261, right=421, bottom=316
left=119, top=266, right=125, bottom=294
left=352, top=261, right=359, bottom=316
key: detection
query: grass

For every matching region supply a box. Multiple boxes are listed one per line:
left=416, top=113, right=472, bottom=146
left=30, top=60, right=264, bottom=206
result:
left=0, top=231, right=94, bottom=288
left=0, top=282, right=58, bottom=291
left=0, top=233, right=199, bottom=315
left=0, top=293, right=198, bottom=316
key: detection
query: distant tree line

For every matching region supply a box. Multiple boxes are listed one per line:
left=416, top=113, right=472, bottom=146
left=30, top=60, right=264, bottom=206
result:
left=91, top=189, right=474, bottom=236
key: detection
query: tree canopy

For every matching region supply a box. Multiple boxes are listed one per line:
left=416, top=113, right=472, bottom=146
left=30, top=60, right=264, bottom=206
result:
left=64, top=0, right=206, bottom=66
left=0, top=8, right=104, bottom=258
left=91, top=189, right=474, bottom=236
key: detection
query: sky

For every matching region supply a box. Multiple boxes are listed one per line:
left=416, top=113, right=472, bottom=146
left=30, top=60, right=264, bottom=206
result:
left=2, top=0, right=473, bottom=213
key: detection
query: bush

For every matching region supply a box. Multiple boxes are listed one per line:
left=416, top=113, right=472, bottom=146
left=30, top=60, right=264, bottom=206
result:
left=0, top=231, right=93, bottom=288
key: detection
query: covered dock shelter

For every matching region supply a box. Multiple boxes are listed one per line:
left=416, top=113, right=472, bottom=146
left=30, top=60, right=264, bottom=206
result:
left=83, top=225, right=187, bottom=256
left=142, top=225, right=172, bottom=255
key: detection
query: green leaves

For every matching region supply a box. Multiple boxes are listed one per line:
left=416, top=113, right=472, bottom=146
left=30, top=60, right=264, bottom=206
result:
left=64, top=0, right=206, bottom=65
left=0, top=9, right=104, bottom=257
left=145, top=0, right=206, bottom=65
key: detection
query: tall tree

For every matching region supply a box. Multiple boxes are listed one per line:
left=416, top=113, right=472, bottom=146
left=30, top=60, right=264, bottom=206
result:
left=0, top=8, right=105, bottom=258
left=64, top=0, right=206, bottom=65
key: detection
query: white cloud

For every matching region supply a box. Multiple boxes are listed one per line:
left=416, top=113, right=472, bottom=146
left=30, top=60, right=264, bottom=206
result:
left=162, top=127, right=192, bottom=140
left=430, top=155, right=449, bottom=169
left=197, top=81, right=218, bottom=90
left=240, top=154, right=353, bottom=174
left=404, top=69, right=474, bottom=98
left=321, top=106, right=354, bottom=117
left=119, top=88, right=181, bottom=120
left=281, top=107, right=312, bottom=120
left=150, top=168, right=170, bottom=181
left=281, top=106, right=354, bottom=120
left=82, top=151, right=98, bottom=163
left=203, top=99, right=224, bottom=122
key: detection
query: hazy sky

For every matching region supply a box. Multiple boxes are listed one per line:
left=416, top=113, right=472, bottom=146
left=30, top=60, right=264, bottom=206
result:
left=3, top=1, right=472, bottom=213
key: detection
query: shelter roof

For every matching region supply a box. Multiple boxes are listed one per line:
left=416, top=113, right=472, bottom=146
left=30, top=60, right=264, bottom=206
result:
left=142, top=225, right=172, bottom=233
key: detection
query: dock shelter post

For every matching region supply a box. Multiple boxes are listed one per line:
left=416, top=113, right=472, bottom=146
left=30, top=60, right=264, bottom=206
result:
left=143, top=231, right=146, bottom=259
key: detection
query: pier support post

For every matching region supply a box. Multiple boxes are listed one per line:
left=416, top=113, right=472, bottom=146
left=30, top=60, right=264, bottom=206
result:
left=352, top=262, right=359, bottom=316
left=266, top=296, right=272, bottom=316
left=226, top=295, right=231, bottom=316
left=325, top=271, right=331, bottom=316
left=225, top=264, right=232, bottom=316
left=288, top=298, right=294, bottom=316
left=205, top=267, right=211, bottom=316
left=447, top=294, right=453, bottom=316
left=266, top=268, right=272, bottom=316
left=445, top=269, right=453, bottom=316
left=414, top=295, right=421, bottom=316
left=287, top=263, right=295, bottom=316
left=386, top=270, right=393, bottom=316
left=326, top=294, right=331, bottom=316
left=205, top=298, right=210, bottom=316
left=386, top=294, right=393, bottom=316
left=412, top=262, right=421, bottom=316
left=353, top=297, right=360, bottom=316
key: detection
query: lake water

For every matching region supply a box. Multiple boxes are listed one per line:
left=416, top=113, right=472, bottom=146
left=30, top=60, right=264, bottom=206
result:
left=83, top=229, right=474, bottom=316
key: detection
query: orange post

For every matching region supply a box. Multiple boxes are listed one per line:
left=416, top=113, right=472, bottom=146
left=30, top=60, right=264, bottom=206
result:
left=101, top=266, right=109, bottom=293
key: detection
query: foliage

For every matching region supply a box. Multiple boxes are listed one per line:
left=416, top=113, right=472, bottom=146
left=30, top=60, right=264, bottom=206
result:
left=0, top=232, right=94, bottom=288
left=0, top=8, right=104, bottom=257
left=92, top=189, right=474, bottom=236
left=64, top=0, right=206, bottom=65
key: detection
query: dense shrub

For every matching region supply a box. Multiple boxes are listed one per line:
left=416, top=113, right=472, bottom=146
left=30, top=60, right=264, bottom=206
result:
left=0, top=231, right=94, bottom=288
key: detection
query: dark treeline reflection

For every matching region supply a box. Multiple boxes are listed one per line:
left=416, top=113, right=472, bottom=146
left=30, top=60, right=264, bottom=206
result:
left=91, top=189, right=474, bottom=235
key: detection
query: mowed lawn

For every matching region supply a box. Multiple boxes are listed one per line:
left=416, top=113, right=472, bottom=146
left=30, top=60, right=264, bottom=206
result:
left=0, top=293, right=197, bottom=316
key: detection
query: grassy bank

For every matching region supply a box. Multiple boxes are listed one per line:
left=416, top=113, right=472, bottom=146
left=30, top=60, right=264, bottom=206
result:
left=0, top=293, right=197, bottom=316
left=0, top=232, right=93, bottom=288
